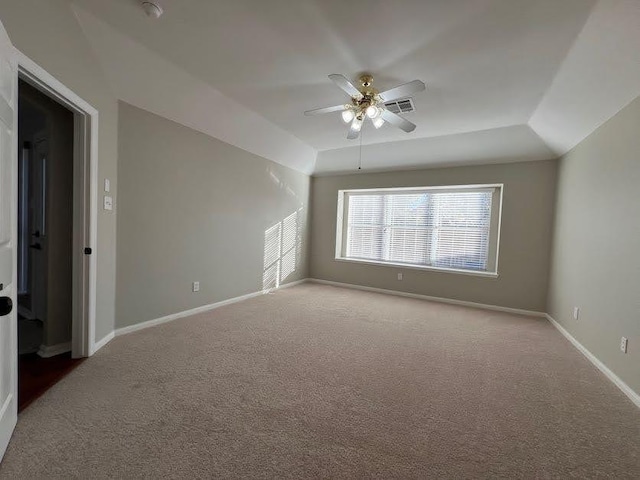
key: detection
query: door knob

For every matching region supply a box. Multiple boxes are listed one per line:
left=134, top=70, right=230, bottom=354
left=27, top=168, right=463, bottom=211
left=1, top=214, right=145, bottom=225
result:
left=0, top=297, right=12, bottom=316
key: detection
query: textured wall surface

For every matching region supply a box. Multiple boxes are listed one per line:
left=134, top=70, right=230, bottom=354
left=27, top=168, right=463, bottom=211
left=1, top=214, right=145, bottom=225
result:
left=548, top=95, right=640, bottom=395
left=116, top=103, right=310, bottom=328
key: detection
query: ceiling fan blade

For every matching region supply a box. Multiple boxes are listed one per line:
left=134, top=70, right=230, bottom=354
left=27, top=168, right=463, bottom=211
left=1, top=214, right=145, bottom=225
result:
left=304, top=104, right=348, bottom=116
left=378, top=80, right=426, bottom=102
left=381, top=109, right=416, bottom=133
left=347, top=119, right=362, bottom=140
left=329, top=74, right=363, bottom=99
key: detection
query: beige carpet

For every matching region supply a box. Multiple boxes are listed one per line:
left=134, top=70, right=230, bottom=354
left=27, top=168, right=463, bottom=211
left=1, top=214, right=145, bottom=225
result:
left=1, top=283, right=639, bottom=479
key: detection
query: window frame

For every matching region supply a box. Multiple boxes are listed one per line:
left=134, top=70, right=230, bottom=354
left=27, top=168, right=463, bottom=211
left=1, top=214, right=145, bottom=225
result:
left=335, top=184, right=503, bottom=278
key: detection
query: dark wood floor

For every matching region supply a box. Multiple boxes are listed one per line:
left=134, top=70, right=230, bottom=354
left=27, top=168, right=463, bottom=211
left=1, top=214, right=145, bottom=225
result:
left=18, top=353, right=85, bottom=413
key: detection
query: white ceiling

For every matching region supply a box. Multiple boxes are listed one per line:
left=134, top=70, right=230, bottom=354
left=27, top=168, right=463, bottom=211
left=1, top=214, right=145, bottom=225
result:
left=529, top=0, right=640, bottom=154
left=70, top=0, right=640, bottom=174
left=72, top=6, right=317, bottom=174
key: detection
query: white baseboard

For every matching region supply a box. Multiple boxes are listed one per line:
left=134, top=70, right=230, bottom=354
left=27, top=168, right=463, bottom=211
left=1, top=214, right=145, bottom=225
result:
left=91, top=331, right=115, bottom=354
left=308, top=278, right=546, bottom=318
left=111, top=278, right=309, bottom=339
left=262, top=278, right=308, bottom=294
left=37, top=342, right=72, bottom=358
left=546, top=314, right=640, bottom=409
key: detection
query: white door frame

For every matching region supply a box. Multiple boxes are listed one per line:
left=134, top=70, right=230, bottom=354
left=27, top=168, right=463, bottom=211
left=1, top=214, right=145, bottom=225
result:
left=14, top=49, right=98, bottom=358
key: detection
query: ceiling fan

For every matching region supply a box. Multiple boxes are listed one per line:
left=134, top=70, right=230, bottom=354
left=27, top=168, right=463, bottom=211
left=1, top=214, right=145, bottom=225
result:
left=304, top=73, right=426, bottom=140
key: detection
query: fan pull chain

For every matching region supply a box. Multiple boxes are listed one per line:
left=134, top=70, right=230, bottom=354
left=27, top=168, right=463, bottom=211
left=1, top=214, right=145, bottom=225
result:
left=358, top=121, right=364, bottom=170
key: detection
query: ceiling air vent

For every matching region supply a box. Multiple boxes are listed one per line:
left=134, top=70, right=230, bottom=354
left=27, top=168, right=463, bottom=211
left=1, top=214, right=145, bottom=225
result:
left=384, top=97, right=415, bottom=114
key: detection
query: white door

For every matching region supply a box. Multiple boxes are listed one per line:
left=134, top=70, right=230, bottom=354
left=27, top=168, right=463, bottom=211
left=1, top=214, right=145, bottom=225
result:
left=0, top=18, right=18, bottom=459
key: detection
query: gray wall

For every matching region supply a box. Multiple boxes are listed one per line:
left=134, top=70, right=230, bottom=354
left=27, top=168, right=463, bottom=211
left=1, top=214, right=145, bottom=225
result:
left=0, top=0, right=118, bottom=343
left=548, top=95, right=640, bottom=395
left=311, top=160, right=557, bottom=312
left=116, top=102, right=310, bottom=328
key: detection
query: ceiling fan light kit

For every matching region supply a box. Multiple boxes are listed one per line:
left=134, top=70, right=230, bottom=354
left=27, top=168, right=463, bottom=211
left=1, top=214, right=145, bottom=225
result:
left=352, top=116, right=363, bottom=132
left=341, top=109, right=355, bottom=123
left=366, top=105, right=380, bottom=119
left=304, top=73, right=426, bottom=140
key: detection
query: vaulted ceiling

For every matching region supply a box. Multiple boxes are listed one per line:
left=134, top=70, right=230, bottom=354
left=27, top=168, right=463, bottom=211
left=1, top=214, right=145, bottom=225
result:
left=71, top=0, right=640, bottom=174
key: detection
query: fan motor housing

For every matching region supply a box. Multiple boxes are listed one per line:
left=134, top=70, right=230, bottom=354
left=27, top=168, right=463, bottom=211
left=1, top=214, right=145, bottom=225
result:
left=359, top=74, right=374, bottom=88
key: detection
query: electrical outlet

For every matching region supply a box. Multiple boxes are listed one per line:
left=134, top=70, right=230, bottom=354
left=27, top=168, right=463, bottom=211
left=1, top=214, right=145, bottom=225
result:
left=620, top=337, right=628, bottom=354
left=397, top=273, right=403, bottom=281
left=192, top=281, right=200, bottom=292
left=573, top=307, right=580, bottom=320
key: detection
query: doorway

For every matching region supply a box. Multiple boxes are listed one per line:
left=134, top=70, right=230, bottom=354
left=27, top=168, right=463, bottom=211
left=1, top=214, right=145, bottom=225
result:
left=16, top=80, right=85, bottom=411
left=0, top=23, right=99, bottom=457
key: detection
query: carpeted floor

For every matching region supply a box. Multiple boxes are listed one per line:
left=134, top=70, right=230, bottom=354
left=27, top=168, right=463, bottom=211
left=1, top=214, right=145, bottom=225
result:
left=1, top=283, right=639, bottom=478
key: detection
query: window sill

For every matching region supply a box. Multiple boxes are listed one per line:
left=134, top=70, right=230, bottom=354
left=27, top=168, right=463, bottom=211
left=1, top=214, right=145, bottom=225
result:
left=334, top=257, right=500, bottom=278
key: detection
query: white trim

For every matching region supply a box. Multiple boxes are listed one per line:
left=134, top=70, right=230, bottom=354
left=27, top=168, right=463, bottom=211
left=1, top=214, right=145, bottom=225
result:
left=109, top=279, right=309, bottom=339
left=115, top=291, right=264, bottom=337
left=0, top=395, right=13, bottom=425
left=14, top=48, right=99, bottom=358
left=492, top=185, right=504, bottom=275
left=338, top=183, right=504, bottom=194
left=37, top=342, right=72, bottom=358
left=262, top=278, right=307, bottom=294
left=545, top=314, right=640, bottom=409
left=333, top=257, right=500, bottom=278
left=13, top=50, right=98, bottom=115
left=308, top=278, right=545, bottom=317
left=85, top=114, right=98, bottom=356
left=92, top=331, right=114, bottom=353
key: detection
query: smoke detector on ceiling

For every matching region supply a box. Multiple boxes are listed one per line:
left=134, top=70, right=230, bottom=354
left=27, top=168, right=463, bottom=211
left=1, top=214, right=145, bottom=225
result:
left=141, top=1, right=163, bottom=19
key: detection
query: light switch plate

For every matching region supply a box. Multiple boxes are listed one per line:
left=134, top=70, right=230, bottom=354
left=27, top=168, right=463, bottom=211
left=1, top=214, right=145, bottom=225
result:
left=103, top=195, right=113, bottom=211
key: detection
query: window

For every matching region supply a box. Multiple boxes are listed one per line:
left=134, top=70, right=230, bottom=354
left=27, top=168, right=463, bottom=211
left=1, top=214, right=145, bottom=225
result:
left=335, top=185, right=502, bottom=276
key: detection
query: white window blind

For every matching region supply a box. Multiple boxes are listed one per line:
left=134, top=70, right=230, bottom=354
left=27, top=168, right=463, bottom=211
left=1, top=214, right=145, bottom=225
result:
left=344, top=188, right=495, bottom=272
